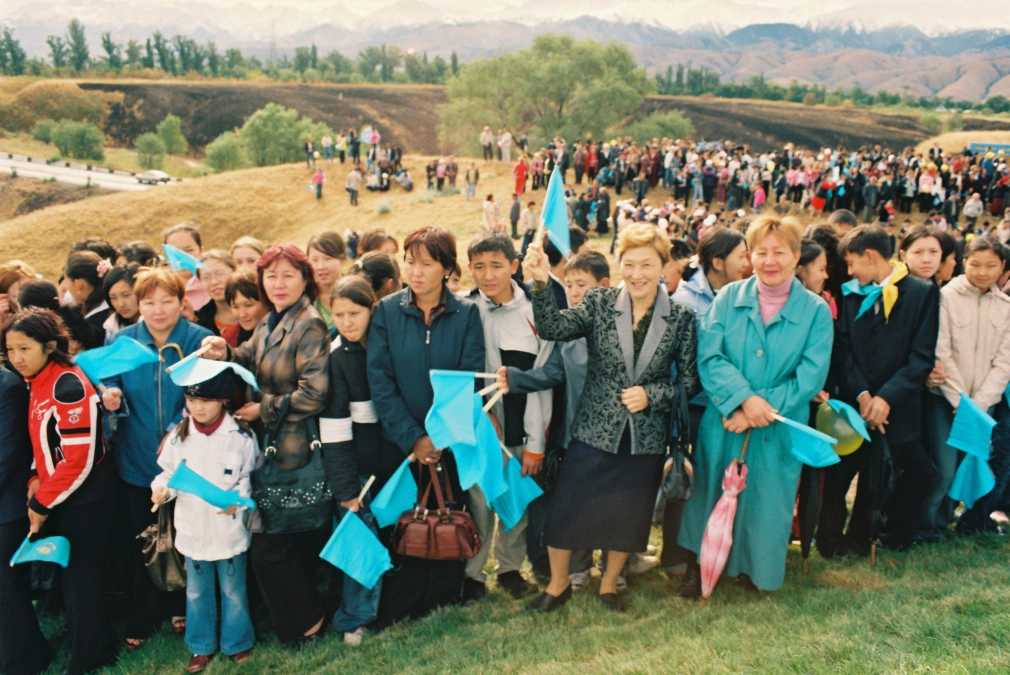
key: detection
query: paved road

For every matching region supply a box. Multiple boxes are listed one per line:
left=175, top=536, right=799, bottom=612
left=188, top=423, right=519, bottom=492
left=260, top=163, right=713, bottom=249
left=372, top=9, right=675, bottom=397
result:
left=0, top=155, right=154, bottom=192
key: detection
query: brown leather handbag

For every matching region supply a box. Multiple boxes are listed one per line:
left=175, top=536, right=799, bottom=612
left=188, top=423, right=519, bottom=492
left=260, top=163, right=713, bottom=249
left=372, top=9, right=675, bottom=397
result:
left=390, top=461, right=481, bottom=561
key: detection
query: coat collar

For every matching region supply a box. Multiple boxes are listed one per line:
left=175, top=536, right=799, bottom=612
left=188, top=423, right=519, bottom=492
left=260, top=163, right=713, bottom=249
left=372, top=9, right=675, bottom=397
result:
left=614, top=286, right=671, bottom=383
left=732, top=276, right=807, bottom=329
left=262, top=294, right=311, bottom=354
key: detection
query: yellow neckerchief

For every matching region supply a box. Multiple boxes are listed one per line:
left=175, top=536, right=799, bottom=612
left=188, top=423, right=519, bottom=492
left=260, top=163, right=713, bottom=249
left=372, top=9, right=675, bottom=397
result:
left=880, top=262, right=908, bottom=321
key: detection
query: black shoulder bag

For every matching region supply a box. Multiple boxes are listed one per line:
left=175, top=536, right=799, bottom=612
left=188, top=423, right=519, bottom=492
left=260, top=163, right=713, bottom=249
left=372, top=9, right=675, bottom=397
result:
left=661, top=380, right=694, bottom=502
left=251, top=394, right=333, bottom=534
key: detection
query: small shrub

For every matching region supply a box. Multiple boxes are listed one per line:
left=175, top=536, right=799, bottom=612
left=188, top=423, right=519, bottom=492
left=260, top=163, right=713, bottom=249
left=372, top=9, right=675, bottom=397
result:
left=920, top=113, right=943, bottom=134
left=945, top=112, right=964, bottom=133
left=825, top=94, right=842, bottom=106
left=156, top=114, right=189, bottom=155
left=802, top=92, right=818, bottom=106
left=31, top=118, right=56, bottom=143
left=51, top=120, right=105, bottom=162
left=439, top=185, right=461, bottom=197
left=134, top=132, right=166, bottom=169
left=205, top=131, right=248, bottom=173
left=411, top=191, right=436, bottom=205
left=377, top=198, right=392, bottom=214
left=623, top=110, right=695, bottom=146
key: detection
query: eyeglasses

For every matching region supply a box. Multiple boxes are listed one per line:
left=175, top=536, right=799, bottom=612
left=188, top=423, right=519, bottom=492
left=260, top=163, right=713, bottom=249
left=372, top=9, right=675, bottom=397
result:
left=202, top=271, right=230, bottom=283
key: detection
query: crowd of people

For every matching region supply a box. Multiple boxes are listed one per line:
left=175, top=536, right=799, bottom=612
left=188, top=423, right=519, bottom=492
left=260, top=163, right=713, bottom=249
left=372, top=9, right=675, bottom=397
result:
left=2, top=131, right=1010, bottom=675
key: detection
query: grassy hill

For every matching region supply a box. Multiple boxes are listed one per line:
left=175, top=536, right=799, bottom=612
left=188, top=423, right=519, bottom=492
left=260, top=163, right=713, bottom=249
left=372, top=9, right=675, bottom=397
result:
left=0, top=155, right=558, bottom=280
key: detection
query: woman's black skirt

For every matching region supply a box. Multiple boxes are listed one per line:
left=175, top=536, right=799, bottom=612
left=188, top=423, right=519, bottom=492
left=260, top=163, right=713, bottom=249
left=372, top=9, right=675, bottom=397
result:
left=545, top=426, right=664, bottom=553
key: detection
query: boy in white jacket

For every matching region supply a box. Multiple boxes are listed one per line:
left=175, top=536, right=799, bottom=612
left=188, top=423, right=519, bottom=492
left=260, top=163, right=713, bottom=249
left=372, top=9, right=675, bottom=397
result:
left=465, top=231, right=555, bottom=603
left=152, top=371, right=258, bottom=673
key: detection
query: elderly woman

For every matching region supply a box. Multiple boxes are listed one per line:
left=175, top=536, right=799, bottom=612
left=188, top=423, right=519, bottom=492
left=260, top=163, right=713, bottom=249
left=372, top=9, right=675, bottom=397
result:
left=203, top=244, right=330, bottom=646
left=677, top=216, right=833, bottom=597
left=367, top=226, right=486, bottom=626
left=524, top=223, right=699, bottom=613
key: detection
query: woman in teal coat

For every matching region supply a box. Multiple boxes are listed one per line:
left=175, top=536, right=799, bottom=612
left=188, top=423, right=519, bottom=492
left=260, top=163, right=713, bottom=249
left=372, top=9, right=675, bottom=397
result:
left=678, top=216, right=833, bottom=595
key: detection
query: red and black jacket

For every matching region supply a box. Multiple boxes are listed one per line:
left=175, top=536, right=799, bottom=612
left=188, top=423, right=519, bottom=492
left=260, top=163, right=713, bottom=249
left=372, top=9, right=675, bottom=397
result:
left=26, top=361, right=113, bottom=515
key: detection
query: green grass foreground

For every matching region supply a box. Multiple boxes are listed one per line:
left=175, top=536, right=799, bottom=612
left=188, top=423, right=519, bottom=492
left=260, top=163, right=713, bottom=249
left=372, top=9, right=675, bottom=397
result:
left=38, top=534, right=1010, bottom=675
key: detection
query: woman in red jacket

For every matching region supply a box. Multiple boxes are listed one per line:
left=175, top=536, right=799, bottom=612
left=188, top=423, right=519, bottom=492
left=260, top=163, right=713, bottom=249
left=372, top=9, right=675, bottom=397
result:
left=1, top=308, right=117, bottom=675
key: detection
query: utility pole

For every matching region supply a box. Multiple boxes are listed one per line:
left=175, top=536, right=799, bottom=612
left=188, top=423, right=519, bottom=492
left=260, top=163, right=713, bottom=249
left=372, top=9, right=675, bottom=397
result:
left=269, top=21, right=276, bottom=66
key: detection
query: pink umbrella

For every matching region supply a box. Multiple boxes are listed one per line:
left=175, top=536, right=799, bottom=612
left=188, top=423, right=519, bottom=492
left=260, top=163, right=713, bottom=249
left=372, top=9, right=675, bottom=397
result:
left=699, top=430, right=750, bottom=606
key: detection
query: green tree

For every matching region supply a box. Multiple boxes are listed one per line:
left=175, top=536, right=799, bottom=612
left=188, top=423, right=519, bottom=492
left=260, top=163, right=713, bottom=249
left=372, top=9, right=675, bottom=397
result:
left=2, top=29, right=27, bottom=75
left=239, top=103, right=332, bottom=166
left=152, top=32, right=174, bottom=73
left=205, top=131, right=248, bottom=172
left=52, top=120, right=105, bottom=162
left=101, top=32, right=122, bottom=70
left=945, top=111, right=964, bottom=132
left=225, top=48, right=245, bottom=71
left=622, top=110, right=695, bottom=145
left=142, top=38, right=155, bottom=69
left=66, top=19, right=90, bottom=72
left=920, top=113, right=943, bottom=134
left=157, top=114, right=189, bottom=154
left=310, top=44, right=318, bottom=70
left=47, top=35, right=68, bottom=70
left=986, top=95, right=1010, bottom=114
left=450, top=51, right=458, bottom=75
left=207, top=42, right=219, bottom=76
left=134, top=132, right=166, bottom=169
left=125, top=40, right=142, bottom=68
left=440, top=35, right=651, bottom=152
left=294, top=46, right=312, bottom=73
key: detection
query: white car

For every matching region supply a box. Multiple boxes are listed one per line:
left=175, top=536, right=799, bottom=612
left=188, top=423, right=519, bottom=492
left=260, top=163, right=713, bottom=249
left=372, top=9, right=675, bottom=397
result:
left=137, top=170, right=171, bottom=185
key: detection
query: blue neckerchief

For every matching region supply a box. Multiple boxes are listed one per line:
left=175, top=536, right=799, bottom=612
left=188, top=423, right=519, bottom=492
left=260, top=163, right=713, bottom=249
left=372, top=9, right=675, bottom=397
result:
left=841, top=278, right=883, bottom=320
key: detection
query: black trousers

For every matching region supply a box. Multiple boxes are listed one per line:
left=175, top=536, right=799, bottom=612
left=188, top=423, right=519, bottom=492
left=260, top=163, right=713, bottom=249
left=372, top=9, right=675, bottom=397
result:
left=46, top=499, right=118, bottom=675
left=0, top=518, right=52, bottom=675
left=249, top=529, right=328, bottom=643
left=121, top=480, right=185, bottom=639
left=818, top=435, right=932, bottom=557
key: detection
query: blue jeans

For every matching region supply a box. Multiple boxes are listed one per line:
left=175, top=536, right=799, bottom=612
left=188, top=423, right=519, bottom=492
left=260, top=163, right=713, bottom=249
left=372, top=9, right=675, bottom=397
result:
left=331, top=491, right=381, bottom=633
left=465, top=182, right=476, bottom=200
left=323, top=146, right=334, bottom=161
left=185, top=555, right=254, bottom=657
left=918, top=393, right=958, bottom=540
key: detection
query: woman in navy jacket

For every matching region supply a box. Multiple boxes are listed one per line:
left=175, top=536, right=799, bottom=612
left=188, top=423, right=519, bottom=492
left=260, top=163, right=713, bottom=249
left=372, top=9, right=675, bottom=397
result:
left=366, top=226, right=486, bottom=627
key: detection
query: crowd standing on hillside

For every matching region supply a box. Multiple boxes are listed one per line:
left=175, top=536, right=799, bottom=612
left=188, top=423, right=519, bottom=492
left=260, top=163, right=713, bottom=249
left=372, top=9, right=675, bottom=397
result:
left=3, top=126, right=1010, bottom=675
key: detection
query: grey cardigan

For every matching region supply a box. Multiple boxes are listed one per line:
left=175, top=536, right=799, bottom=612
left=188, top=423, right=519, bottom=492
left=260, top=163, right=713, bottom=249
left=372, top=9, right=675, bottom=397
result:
left=531, top=283, right=699, bottom=455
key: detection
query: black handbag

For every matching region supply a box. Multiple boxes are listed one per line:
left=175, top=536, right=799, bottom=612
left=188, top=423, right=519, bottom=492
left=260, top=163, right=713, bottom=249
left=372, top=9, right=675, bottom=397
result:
left=251, top=394, right=333, bottom=534
left=661, top=380, right=694, bottom=502
left=139, top=501, right=187, bottom=592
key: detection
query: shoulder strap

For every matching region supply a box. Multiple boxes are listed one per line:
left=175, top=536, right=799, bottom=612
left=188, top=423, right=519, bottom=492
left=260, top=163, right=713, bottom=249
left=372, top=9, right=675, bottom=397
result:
left=428, top=463, right=448, bottom=515
left=263, top=394, right=293, bottom=458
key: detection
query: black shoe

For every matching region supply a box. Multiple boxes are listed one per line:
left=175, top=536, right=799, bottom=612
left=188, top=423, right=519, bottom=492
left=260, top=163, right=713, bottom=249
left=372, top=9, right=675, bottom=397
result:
left=462, top=578, right=487, bottom=607
left=497, top=571, right=538, bottom=599
left=599, top=592, right=625, bottom=612
left=527, top=585, right=572, bottom=613
left=734, top=573, right=761, bottom=594
left=675, top=567, right=702, bottom=600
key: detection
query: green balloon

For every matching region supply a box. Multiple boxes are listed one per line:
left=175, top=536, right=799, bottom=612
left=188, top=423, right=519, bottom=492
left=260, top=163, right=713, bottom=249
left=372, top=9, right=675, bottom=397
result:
left=815, top=401, right=864, bottom=456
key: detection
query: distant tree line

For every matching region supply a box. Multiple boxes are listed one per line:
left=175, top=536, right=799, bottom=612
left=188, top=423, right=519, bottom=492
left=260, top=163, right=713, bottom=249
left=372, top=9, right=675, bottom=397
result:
left=654, top=63, right=1010, bottom=114
left=0, top=19, right=459, bottom=85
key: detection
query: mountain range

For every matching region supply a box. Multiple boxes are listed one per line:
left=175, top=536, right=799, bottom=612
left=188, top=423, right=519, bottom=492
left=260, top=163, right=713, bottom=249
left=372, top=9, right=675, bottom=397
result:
left=4, top=1, right=1010, bottom=100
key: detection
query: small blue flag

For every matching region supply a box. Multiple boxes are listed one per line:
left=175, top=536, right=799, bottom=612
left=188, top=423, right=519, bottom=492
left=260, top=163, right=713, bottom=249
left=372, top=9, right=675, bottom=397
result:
left=947, top=393, right=996, bottom=458
left=826, top=399, right=871, bottom=441
left=948, top=454, right=995, bottom=509
left=167, top=459, right=256, bottom=512
left=540, top=165, right=571, bottom=257
left=9, top=535, right=70, bottom=568
left=946, top=393, right=997, bottom=507
left=73, top=336, right=159, bottom=385
left=163, top=244, right=204, bottom=274
left=169, top=357, right=260, bottom=392
left=451, top=394, right=489, bottom=491
left=319, top=511, right=391, bottom=590
left=490, top=457, right=543, bottom=532
left=778, top=416, right=840, bottom=467
left=371, top=459, right=417, bottom=528
left=425, top=370, right=476, bottom=449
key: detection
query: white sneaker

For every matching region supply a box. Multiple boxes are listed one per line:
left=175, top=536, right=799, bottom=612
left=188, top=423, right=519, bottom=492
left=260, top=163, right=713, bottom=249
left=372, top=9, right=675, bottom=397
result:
left=626, top=555, right=660, bottom=577
left=569, top=571, right=590, bottom=591
left=616, top=575, right=628, bottom=592
left=343, top=628, right=364, bottom=646
left=645, top=545, right=658, bottom=556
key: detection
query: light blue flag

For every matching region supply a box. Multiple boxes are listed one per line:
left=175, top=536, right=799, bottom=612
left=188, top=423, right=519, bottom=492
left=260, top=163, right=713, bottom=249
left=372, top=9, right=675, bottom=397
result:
left=475, top=407, right=508, bottom=503
left=947, top=393, right=996, bottom=458
left=371, top=459, right=417, bottom=529
left=778, top=416, right=840, bottom=468
left=319, top=511, right=391, bottom=590
left=826, top=399, right=871, bottom=441
left=491, top=457, right=543, bottom=532
left=451, top=394, right=489, bottom=491
left=540, top=165, right=571, bottom=257
left=948, top=454, right=995, bottom=509
left=946, top=393, right=997, bottom=507
left=163, top=244, right=204, bottom=274
left=425, top=370, right=476, bottom=449
left=73, top=336, right=159, bottom=384
left=169, top=357, right=260, bottom=392
left=167, top=459, right=256, bottom=511
left=9, top=535, right=70, bottom=568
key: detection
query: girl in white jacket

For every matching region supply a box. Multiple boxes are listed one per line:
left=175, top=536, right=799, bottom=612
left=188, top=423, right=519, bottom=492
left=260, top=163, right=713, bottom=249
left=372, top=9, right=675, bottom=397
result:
left=151, top=371, right=258, bottom=674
